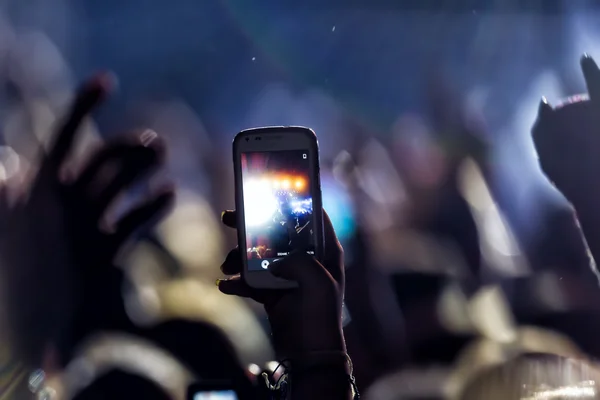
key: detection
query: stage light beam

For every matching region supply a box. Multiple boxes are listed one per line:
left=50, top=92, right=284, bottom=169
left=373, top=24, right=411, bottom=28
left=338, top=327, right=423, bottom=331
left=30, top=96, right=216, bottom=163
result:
left=243, top=178, right=278, bottom=227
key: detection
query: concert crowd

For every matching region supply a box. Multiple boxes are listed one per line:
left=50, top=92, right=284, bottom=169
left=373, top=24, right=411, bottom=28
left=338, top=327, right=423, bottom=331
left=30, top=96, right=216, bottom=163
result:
left=2, top=2, right=600, bottom=399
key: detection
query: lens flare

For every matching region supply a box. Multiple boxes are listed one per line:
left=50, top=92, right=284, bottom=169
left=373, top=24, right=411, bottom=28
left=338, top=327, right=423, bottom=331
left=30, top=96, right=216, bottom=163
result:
left=244, top=179, right=278, bottom=227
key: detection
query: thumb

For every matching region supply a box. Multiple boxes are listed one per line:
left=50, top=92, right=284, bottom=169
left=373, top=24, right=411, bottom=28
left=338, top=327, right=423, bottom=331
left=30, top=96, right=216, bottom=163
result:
left=217, top=276, right=269, bottom=304
left=269, top=251, right=332, bottom=288
left=217, top=276, right=255, bottom=298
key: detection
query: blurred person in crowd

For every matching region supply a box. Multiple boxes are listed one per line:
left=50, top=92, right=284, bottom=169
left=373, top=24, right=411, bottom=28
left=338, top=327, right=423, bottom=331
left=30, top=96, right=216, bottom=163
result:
left=0, top=74, right=174, bottom=395
left=330, top=122, right=411, bottom=387
left=73, top=369, right=172, bottom=400
left=0, top=75, right=262, bottom=399
left=448, top=331, right=587, bottom=399
left=128, top=96, right=273, bottom=367
left=362, top=276, right=590, bottom=399
left=458, top=354, right=600, bottom=400
left=141, top=319, right=256, bottom=397
left=357, top=110, right=481, bottom=368
left=55, top=315, right=258, bottom=399
left=332, top=114, right=476, bottom=386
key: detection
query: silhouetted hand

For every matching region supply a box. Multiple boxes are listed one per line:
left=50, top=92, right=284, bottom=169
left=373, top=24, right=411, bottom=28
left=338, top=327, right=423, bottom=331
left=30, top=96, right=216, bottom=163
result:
left=218, top=210, right=345, bottom=359
left=532, top=55, right=600, bottom=268
left=0, top=75, right=174, bottom=367
left=533, top=55, right=600, bottom=209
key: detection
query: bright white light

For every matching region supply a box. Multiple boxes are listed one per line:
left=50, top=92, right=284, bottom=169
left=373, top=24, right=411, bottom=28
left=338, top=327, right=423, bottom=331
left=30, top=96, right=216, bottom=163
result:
left=521, top=382, right=596, bottom=399
left=290, top=198, right=312, bottom=214
left=244, top=178, right=278, bottom=227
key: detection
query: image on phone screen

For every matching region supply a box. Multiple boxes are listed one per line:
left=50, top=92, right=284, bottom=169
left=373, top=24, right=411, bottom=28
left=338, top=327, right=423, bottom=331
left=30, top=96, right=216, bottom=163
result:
left=241, top=150, right=315, bottom=271
left=193, top=390, right=238, bottom=400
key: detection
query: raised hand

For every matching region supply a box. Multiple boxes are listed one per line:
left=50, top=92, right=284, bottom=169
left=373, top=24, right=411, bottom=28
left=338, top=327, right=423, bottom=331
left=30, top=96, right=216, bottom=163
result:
left=0, top=75, right=174, bottom=367
left=533, top=55, right=600, bottom=208
left=218, top=209, right=351, bottom=399
left=218, top=209, right=345, bottom=358
left=532, top=54, right=600, bottom=268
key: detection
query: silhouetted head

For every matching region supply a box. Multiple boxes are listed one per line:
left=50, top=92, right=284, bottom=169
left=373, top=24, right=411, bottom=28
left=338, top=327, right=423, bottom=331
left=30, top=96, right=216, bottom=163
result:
left=144, top=319, right=255, bottom=398
left=73, top=369, right=171, bottom=400
left=458, top=353, right=600, bottom=400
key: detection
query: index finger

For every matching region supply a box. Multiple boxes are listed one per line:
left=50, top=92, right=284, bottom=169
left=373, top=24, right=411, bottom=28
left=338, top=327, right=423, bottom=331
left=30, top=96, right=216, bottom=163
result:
left=47, top=73, right=114, bottom=168
left=221, top=210, right=237, bottom=229
left=582, top=54, right=600, bottom=103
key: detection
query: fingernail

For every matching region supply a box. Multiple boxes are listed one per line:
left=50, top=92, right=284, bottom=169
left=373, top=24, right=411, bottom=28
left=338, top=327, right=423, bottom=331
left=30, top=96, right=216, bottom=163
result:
left=538, top=97, right=553, bottom=116
left=98, top=218, right=116, bottom=234
left=59, top=167, right=76, bottom=185
left=93, top=71, right=118, bottom=93
left=156, top=182, right=176, bottom=195
left=140, top=129, right=158, bottom=147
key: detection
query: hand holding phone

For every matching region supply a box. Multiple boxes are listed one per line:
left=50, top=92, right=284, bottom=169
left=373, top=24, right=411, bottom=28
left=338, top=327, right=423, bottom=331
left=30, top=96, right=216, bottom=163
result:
left=219, top=126, right=346, bottom=360
left=218, top=209, right=346, bottom=358
left=232, top=126, right=324, bottom=289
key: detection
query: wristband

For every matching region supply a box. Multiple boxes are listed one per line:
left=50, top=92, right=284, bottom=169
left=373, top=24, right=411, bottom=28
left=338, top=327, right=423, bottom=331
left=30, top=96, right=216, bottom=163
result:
left=262, top=352, right=360, bottom=399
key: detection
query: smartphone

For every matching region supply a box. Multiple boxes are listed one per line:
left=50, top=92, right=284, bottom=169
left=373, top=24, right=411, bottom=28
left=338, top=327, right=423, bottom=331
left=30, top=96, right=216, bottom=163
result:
left=187, top=383, right=239, bottom=400
left=233, top=126, right=324, bottom=289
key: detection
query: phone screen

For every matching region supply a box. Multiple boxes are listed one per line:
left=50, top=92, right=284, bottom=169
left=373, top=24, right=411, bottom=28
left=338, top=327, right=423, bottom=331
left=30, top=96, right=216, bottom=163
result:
left=241, top=150, right=315, bottom=271
left=193, top=391, right=238, bottom=400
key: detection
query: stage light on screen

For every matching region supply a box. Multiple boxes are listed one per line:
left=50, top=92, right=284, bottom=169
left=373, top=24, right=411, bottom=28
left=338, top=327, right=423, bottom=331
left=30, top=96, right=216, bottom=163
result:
left=244, top=178, right=278, bottom=227
left=241, top=150, right=315, bottom=270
